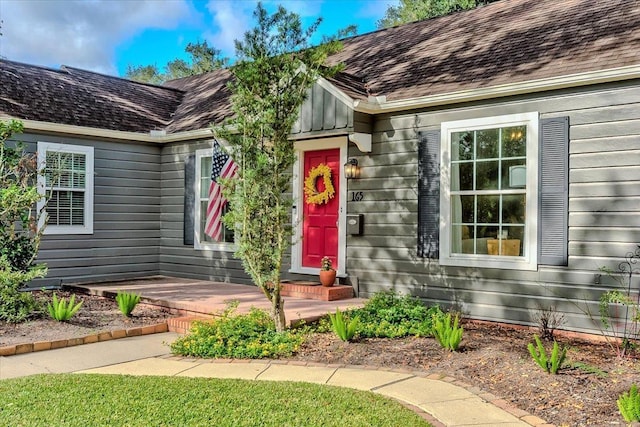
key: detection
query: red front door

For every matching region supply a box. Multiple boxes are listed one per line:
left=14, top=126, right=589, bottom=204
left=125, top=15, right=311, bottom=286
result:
left=302, top=149, right=340, bottom=270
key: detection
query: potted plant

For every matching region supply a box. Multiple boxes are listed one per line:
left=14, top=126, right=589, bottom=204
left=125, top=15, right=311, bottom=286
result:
left=319, top=256, right=336, bottom=287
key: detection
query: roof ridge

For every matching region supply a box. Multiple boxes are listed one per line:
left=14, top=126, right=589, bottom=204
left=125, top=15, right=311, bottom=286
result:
left=62, top=65, right=185, bottom=94
left=1, top=58, right=71, bottom=76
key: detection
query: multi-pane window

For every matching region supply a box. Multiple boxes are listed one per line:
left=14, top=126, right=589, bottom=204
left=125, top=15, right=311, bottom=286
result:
left=45, top=151, right=87, bottom=226
left=38, top=142, right=94, bottom=235
left=194, top=149, right=234, bottom=248
left=440, top=113, right=538, bottom=270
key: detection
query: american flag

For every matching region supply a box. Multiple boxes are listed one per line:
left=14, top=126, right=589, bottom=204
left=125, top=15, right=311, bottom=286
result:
left=205, top=140, right=237, bottom=241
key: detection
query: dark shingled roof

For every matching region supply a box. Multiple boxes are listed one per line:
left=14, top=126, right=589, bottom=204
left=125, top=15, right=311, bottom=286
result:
left=0, top=60, right=183, bottom=133
left=330, top=0, right=640, bottom=101
left=1, top=0, right=639, bottom=134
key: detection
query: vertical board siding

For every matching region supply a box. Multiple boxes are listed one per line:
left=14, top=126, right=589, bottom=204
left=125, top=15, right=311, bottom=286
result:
left=347, top=83, right=640, bottom=334
left=16, top=134, right=162, bottom=285
left=292, top=82, right=353, bottom=135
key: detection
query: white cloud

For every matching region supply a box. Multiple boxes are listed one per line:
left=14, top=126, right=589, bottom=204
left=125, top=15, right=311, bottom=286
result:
left=204, top=0, right=256, bottom=56
left=0, top=0, right=193, bottom=74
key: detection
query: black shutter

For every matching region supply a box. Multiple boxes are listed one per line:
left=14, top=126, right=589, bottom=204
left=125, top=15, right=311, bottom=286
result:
left=183, top=154, right=196, bottom=246
left=538, top=117, right=569, bottom=266
left=417, top=130, right=441, bottom=258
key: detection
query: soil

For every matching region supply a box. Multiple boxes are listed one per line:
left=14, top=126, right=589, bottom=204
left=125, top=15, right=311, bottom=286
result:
left=1, top=292, right=639, bottom=426
left=0, top=291, right=176, bottom=347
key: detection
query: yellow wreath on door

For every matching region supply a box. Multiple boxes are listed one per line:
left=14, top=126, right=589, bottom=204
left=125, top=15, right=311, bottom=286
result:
left=304, top=163, right=335, bottom=205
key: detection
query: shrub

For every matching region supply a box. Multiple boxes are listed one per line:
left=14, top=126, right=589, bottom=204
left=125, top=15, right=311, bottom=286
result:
left=328, top=308, right=359, bottom=342
left=618, top=384, right=640, bottom=422
left=527, top=335, right=567, bottom=374
left=115, top=290, right=141, bottom=317
left=0, top=257, right=44, bottom=323
left=47, top=293, right=82, bottom=321
left=348, top=290, right=442, bottom=338
left=170, top=306, right=307, bottom=359
left=432, top=312, right=463, bottom=351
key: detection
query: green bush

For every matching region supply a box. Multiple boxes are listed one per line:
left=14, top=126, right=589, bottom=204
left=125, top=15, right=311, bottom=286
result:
left=618, top=384, right=640, bottom=422
left=171, top=306, right=307, bottom=359
left=115, top=290, right=141, bottom=317
left=328, top=308, right=359, bottom=342
left=527, top=335, right=567, bottom=374
left=348, top=290, right=442, bottom=338
left=432, top=312, right=463, bottom=351
left=0, top=257, right=44, bottom=323
left=47, top=293, right=82, bottom=322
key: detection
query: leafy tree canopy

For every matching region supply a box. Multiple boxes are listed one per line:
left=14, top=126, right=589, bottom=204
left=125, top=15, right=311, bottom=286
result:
left=216, top=3, right=345, bottom=332
left=377, top=0, right=499, bottom=28
left=125, top=40, right=228, bottom=84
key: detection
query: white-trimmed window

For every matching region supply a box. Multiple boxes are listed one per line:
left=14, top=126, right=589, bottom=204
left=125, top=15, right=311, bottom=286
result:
left=194, top=148, right=234, bottom=250
left=439, top=112, right=538, bottom=270
left=37, top=142, right=94, bottom=235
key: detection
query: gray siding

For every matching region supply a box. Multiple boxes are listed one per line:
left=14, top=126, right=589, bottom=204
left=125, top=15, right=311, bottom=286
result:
left=158, top=142, right=253, bottom=283
left=291, top=83, right=355, bottom=138
left=345, top=80, right=640, bottom=334
left=15, top=134, right=162, bottom=285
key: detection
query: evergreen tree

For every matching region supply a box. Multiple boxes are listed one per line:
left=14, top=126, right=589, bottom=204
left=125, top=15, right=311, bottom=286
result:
left=377, top=0, right=499, bottom=29
left=216, top=3, right=344, bottom=331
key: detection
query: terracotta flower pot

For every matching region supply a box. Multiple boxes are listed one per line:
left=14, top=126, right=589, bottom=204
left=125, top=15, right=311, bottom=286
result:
left=319, top=270, right=336, bottom=287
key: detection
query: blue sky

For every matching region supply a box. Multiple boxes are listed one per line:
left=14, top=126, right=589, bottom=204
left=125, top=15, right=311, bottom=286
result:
left=0, top=0, right=394, bottom=77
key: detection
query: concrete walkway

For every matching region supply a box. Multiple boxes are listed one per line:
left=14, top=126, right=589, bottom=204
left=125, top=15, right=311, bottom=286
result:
left=0, top=333, right=546, bottom=427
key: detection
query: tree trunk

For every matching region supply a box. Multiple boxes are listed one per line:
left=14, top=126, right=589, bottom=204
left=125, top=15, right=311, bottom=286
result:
left=271, top=292, right=286, bottom=333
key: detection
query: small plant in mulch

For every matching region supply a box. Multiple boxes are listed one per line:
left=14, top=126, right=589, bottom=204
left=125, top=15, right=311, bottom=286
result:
left=432, top=312, right=463, bottom=351
left=115, top=290, right=141, bottom=317
left=328, top=308, right=359, bottom=342
left=618, top=384, right=640, bottom=422
left=47, top=293, right=82, bottom=322
left=528, top=334, right=567, bottom=374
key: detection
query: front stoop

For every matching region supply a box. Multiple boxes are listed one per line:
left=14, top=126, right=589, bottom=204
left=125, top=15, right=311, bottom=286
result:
left=280, top=282, right=354, bottom=301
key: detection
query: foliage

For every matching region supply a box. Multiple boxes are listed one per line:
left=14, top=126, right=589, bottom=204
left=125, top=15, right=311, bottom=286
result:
left=618, top=384, right=640, bottom=422
left=532, top=305, right=566, bottom=341
left=321, top=256, right=333, bottom=271
left=47, top=293, right=82, bottom=321
left=527, top=335, right=567, bottom=374
left=170, top=305, right=307, bottom=358
left=377, top=0, right=499, bottom=28
left=596, top=248, right=640, bottom=358
left=0, top=119, right=48, bottom=322
left=348, top=290, right=442, bottom=338
left=0, top=257, right=43, bottom=322
left=432, top=312, right=463, bottom=351
left=215, top=3, right=345, bottom=332
left=115, top=290, right=141, bottom=317
left=0, top=374, right=433, bottom=427
left=328, top=308, right=359, bottom=342
left=125, top=40, right=228, bottom=84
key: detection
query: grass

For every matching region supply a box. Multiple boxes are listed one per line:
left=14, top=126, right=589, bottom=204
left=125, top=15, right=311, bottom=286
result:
left=0, top=374, right=433, bottom=427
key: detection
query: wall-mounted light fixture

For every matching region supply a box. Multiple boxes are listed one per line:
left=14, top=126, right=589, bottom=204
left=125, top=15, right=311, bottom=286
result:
left=344, top=158, right=360, bottom=179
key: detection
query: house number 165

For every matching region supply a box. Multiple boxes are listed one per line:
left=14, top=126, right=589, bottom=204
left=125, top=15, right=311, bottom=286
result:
left=351, top=191, right=364, bottom=202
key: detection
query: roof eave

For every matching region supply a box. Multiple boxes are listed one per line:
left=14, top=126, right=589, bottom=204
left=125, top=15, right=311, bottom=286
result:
left=352, top=65, right=640, bottom=114
left=0, top=116, right=218, bottom=143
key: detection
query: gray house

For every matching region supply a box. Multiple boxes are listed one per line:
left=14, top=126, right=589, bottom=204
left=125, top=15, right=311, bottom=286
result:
left=2, top=0, right=640, bottom=334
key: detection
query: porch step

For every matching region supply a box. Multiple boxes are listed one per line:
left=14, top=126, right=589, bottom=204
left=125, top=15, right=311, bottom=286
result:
left=280, top=281, right=354, bottom=301
left=167, top=315, right=212, bottom=334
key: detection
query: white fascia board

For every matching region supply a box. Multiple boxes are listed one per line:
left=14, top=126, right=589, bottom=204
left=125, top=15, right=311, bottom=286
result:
left=315, top=76, right=359, bottom=109
left=352, top=65, right=640, bottom=114
left=0, top=116, right=225, bottom=144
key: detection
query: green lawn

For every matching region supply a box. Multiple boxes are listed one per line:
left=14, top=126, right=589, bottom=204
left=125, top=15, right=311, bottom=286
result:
left=0, top=374, right=432, bottom=427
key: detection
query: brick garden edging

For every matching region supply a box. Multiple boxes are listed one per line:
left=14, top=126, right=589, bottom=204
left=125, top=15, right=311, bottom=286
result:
left=0, top=322, right=168, bottom=357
